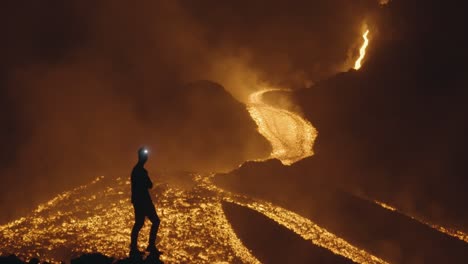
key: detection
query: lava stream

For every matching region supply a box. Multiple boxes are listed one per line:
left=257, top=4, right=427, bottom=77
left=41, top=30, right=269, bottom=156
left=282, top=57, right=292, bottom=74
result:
left=198, top=175, right=387, bottom=264
left=247, top=89, right=317, bottom=165
left=354, top=29, right=370, bottom=70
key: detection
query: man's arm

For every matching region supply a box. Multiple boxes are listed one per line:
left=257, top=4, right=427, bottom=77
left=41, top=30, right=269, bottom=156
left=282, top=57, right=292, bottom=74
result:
left=145, top=171, right=153, bottom=189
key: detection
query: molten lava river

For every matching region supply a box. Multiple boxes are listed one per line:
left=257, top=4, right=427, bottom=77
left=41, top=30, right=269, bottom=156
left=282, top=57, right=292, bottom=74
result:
left=0, top=89, right=388, bottom=263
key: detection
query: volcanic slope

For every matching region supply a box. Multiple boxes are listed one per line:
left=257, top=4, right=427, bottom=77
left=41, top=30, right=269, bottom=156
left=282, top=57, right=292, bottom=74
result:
left=1, top=86, right=386, bottom=263
left=0, top=171, right=389, bottom=263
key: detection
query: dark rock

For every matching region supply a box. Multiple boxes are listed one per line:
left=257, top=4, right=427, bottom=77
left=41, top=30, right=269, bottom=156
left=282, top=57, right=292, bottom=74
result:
left=223, top=201, right=353, bottom=264
left=27, top=258, right=39, bottom=264
left=0, top=255, right=24, bottom=264
left=70, top=253, right=113, bottom=264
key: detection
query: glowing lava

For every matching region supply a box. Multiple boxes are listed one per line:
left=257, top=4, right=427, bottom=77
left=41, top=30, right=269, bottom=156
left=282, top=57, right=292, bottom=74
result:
left=0, top=173, right=387, bottom=264
left=0, top=176, right=260, bottom=263
left=354, top=29, right=370, bottom=70
left=247, top=88, right=317, bottom=165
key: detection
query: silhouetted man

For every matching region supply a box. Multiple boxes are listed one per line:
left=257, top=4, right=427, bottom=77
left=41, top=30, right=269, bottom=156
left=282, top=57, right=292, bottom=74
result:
left=130, top=147, right=161, bottom=256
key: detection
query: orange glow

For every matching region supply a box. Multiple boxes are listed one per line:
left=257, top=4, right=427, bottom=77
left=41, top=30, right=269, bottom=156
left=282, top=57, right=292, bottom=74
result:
left=379, top=0, right=390, bottom=5
left=354, top=29, right=370, bottom=70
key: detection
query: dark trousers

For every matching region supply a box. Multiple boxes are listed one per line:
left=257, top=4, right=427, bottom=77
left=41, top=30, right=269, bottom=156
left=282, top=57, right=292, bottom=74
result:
left=130, top=202, right=160, bottom=249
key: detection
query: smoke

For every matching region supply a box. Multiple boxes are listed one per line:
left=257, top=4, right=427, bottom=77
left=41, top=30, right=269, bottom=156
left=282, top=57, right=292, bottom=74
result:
left=0, top=0, right=380, bottom=222
left=379, top=0, right=390, bottom=5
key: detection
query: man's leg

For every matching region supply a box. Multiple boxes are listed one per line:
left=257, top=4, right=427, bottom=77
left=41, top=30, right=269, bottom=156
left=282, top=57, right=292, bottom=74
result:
left=130, top=206, right=145, bottom=251
left=146, top=204, right=160, bottom=250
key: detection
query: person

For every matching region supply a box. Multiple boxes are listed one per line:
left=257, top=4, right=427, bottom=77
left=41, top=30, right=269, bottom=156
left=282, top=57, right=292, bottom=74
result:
left=130, top=147, right=161, bottom=257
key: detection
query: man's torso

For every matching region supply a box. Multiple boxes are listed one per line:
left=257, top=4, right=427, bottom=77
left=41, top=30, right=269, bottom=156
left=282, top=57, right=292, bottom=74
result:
left=131, top=165, right=153, bottom=207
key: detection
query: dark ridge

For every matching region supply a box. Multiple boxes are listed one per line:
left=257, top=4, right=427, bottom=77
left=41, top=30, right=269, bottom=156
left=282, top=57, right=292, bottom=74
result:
left=216, top=162, right=468, bottom=264
left=0, top=253, right=164, bottom=264
left=222, top=201, right=354, bottom=264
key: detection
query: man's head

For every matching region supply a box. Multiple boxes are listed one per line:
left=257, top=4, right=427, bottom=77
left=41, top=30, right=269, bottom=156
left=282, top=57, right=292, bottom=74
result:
left=138, top=147, right=149, bottom=164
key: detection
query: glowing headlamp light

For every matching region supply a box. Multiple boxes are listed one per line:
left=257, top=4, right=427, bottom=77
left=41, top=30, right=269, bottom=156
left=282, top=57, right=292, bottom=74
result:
left=143, top=149, right=149, bottom=155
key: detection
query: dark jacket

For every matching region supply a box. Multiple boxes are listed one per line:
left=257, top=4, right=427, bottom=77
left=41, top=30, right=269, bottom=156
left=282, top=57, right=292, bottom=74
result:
left=131, top=164, right=153, bottom=206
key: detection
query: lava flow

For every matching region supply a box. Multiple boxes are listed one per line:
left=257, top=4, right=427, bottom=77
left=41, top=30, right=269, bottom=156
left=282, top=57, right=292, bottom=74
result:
left=354, top=29, right=370, bottom=70
left=0, top=88, right=385, bottom=263
left=247, top=88, right=317, bottom=165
